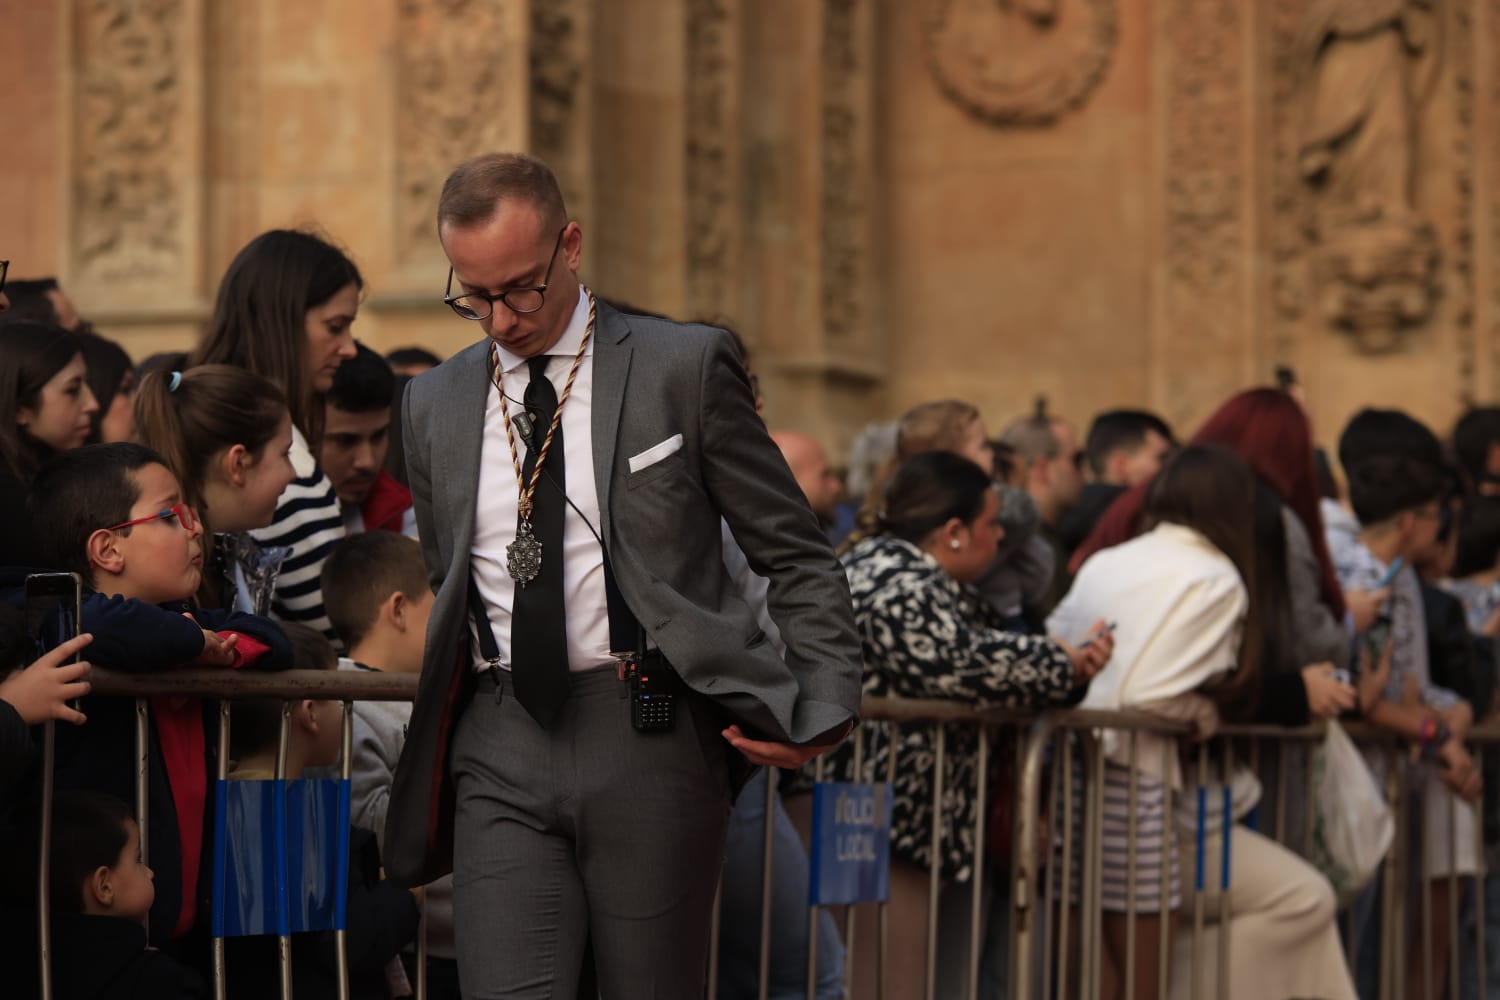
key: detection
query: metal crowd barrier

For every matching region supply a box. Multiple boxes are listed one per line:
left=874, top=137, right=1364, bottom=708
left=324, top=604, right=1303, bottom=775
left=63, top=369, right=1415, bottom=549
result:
left=27, top=672, right=1500, bottom=999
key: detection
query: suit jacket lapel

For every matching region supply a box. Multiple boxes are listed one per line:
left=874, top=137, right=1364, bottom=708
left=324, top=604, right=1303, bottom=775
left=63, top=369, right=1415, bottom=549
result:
left=591, top=304, right=632, bottom=552
left=437, top=340, right=493, bottom=559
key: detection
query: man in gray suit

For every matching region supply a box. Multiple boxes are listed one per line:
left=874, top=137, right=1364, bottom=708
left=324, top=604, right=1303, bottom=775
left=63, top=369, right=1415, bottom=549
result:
left=383, top=152, right=864, bottom=998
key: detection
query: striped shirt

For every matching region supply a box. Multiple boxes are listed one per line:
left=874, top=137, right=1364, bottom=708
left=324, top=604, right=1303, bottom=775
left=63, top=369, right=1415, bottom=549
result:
left=249, top=426, right=345, bottom=646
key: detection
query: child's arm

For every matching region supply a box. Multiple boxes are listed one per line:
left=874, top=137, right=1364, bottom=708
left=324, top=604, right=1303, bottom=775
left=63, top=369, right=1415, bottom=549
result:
left=80, top=594, right=217, bottom=671
left=185, top=607, right=294, bottom=671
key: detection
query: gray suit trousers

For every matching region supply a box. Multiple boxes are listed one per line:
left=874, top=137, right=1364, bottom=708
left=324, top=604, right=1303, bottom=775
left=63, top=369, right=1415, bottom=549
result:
left=451, top=665, right=733, bottom=998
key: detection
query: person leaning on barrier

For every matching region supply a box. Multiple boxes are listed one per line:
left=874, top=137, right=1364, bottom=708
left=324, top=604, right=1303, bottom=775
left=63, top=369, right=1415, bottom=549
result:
left=813, top=450, right=1112, bottom=1000
left=18, top=442, right=295, bottom=948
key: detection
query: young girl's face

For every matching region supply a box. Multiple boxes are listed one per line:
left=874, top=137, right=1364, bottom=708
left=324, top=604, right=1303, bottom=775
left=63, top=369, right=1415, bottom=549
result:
left=305, top=283, right=360, bottom=393
left=18, top=353, right=99, bottom=452
left=238, top=413, right=296, bottom=528
left=98, top=369, right=137, bottom=444
left=212, top=412, right=295, bottom=533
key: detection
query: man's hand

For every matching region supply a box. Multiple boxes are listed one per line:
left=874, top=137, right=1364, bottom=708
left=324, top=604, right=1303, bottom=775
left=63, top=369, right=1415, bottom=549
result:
left=0, top=633, right=93, bottom=725
left=1301, top=663, right=1356, bottom=719
left=722, top=724, right=832, bottom=769
left=1437, top=739, right=1483, bottom=802
left=1345, top=587, right=1391, bottom=634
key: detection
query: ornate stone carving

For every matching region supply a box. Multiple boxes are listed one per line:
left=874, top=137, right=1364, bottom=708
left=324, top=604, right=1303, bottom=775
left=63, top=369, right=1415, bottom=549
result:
left=821, top=0, right=870, bottom=345
left=924, top=0, right=1116, bottom=127
left=1272, top=0, right=1443, bottom=354
left=1451, top=0, right=1475, bottom=400
left=394, top=0, right=520, bottom=260
left=75, top=0, right=190, bottom=286
left=1159, top=0, right=1246, bottom=428
left=529, top=0, right=586, bottom=217
left=685, top=0, right=735, bottom=321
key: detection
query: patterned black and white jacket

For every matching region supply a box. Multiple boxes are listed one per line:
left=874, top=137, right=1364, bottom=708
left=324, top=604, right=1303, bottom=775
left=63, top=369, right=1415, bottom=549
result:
left=816, top=535, right=1078, bottom=883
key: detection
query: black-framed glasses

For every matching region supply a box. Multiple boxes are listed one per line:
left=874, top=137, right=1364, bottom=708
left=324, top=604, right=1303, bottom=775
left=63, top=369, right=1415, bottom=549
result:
left=443, top=226, right=567, bottom=321
left=0, top=260, right=9, bottom=296
left=103, top=502, right=198, bottom=535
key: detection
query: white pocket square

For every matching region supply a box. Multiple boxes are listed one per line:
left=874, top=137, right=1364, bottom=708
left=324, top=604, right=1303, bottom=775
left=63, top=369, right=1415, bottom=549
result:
left=628, top=434, right=684, bottom=473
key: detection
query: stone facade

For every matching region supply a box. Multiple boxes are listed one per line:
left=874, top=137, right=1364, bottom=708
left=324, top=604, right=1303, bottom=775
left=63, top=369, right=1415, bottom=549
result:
left=1, top=0, right=1496, bottom=459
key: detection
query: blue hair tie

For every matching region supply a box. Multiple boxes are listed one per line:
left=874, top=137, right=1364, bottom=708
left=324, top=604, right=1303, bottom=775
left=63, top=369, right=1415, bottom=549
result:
left=168, top=371, right=183, bottom=393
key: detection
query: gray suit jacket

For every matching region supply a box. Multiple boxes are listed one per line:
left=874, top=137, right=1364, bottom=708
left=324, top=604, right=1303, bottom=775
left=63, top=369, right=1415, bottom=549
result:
left=383, top=302, right=863, bottom=886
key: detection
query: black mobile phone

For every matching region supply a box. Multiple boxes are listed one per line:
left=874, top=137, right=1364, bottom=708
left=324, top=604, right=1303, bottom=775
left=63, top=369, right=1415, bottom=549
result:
left=24, top=572, right=83, bottom=663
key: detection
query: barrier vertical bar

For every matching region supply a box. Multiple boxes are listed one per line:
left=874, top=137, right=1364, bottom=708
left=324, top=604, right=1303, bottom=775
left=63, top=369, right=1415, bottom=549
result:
left=807, top=754, right=825, bottom=1000
left=707, top=875, right=722, bottom=997
left=1056, top=734, right=1074, bottom=1000
left=1448, top=788, right=1460, bottom=1000
left=1091, top=732, right=1107, bottom=1000
left=1039, top=729, right=1061, bottom=1000
left=1191, top=743, right=1207, bottom=1000
left=1476, top=771, right=1488, bottom=1000
left=212, top=701, right=230, bottom=1000
left=878, top=723, right=899, bottom=1000
left=416, top=890, right=429, bottom=1000
left=843, top=727, right=865, bottom=1000
left=1125, top=730, right=1139, bottom=1000
left=758, top=747, right=777, bottom=1000
left=335, top=702, right=353, bottom=1000
left=967, top=725, right=988, bottom=1000
left=38, top=720, right=55, bottom=1000
left=1273, top=741, right=1287, bottom=845
left=925, top=724, right=946, bottom=1000
left=1158, top=738, right=1172, bottom=1000
left=1217, top=741, right=1233, bottom=1000
left=276, top=703, right=293, bottom=1000
left=135, top=698, right=150, bottom=865
left=1422, top=780, right=1434, bottom=1000
left=1010, top=716, right=1057, bottom=1000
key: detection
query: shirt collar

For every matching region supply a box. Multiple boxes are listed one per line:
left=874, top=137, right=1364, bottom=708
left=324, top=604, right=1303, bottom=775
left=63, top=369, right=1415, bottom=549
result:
left=494, top=285, right=592, bottom=375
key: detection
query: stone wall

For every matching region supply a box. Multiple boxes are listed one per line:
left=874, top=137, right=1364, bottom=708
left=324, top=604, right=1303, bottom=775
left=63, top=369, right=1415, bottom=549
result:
left=2, top=0, right=1497, bottom=459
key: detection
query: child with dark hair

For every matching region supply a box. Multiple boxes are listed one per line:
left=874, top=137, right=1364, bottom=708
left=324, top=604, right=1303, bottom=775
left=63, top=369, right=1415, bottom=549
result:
left=225, top=621, right=419, bottom=1000
left=0, top=790, right=205, bottom=999
left=321, top=345, right=415, bottom=537
left=321, top=531, right=454, bottom=993
left=14, top=442, right=293, bottom=948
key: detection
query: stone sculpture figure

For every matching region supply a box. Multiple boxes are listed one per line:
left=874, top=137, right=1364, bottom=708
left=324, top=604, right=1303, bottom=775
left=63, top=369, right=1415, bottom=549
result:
left=1294, top=0, right=1440, bottom=352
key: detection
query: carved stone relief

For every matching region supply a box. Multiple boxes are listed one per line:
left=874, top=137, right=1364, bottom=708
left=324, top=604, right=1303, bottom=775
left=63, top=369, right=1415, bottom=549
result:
left=924, top=0, right=1116, bottom=127
left=685, top=0, right=735, bottom=322
left=1159, top=0, right=1246, bottom=429
left=74, top=0, right=191, bottom=287
left=394, top=0, right=521, bottom=260
left=1271, top=0, right=1444, bottom=354
left=821, top=0, right=870, bottom=346
left=529, top=0, right=587, bottom=222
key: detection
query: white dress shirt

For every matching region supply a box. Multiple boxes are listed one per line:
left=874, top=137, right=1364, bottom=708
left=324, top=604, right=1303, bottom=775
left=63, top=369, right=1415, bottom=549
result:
left=469, top=287, right=613, bottom=673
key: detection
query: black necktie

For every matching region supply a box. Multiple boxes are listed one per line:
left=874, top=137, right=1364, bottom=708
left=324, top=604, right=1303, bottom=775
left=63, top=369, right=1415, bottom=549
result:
left=510, top=356, right=570, bottom=727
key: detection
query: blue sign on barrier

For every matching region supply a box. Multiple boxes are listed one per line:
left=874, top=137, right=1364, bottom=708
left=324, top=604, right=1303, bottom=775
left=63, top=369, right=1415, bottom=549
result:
left=808, top=781, right=893, bottom=906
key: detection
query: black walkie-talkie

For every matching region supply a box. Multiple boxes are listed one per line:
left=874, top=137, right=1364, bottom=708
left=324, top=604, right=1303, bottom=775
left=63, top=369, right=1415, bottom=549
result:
left=614, top=651, right=676, bottom=732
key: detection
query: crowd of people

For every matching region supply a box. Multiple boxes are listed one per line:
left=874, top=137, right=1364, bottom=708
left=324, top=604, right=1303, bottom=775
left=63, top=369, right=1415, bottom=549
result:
left=0, top=149, right=1499, bottom=1000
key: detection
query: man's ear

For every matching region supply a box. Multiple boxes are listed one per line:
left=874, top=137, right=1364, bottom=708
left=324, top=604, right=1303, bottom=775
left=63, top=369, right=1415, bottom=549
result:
left=87, top=528, right=125, bottom=577
left=221, top=443, right=250, bottom=487
left=88, top=865, right=113, bottom=908
left=295, top=699, right=321, bottom=736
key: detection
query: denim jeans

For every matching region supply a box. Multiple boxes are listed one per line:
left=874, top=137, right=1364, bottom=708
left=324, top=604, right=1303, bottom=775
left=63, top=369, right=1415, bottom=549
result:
left=716, top=770, right=846, bottom=1000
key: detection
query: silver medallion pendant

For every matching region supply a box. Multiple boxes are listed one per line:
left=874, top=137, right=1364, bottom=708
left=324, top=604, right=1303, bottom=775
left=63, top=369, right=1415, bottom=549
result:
left=507, top=520, right=543, bottom=587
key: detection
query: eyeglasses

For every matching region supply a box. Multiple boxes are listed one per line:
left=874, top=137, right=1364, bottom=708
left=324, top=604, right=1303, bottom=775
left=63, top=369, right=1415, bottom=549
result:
left=0, top=259, right=9, bottom=296
left=104, top=502, right=198, bottom=535
left=443, top=226, right=567, bottom=321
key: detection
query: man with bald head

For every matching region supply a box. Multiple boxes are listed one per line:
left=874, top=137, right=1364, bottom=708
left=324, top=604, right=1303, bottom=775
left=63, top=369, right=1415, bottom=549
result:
left=770, top=430, right=841, bottom=527
left=385, top=152, right=862, bottom=997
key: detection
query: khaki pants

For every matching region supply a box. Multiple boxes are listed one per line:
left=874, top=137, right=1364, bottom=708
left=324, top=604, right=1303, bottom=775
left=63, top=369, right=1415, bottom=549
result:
left=1171, top=824, right=1356, bottom=1000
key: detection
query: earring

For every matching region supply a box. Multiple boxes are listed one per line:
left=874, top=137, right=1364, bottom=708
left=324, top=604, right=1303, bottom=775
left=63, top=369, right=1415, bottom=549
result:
left=949, top=540, right=962, bottom=551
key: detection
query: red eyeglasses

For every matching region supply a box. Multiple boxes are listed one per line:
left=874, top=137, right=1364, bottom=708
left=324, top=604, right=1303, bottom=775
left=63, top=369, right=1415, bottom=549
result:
left=104, top=502, right=198, bottom=534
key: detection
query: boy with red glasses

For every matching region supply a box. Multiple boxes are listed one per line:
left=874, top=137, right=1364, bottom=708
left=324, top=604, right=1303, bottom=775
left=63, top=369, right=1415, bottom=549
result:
left=15, top=442, right=292, bottom=955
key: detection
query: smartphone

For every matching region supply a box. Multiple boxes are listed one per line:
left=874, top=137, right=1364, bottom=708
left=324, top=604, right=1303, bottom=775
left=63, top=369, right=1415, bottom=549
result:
left=24, top=572, right=83, bottom=663
left=1364, top=613, right=1392, bottom=667
left=1376, top=557, right=1405, bottom=590
left=1082, top=622, right=1117, bottom=647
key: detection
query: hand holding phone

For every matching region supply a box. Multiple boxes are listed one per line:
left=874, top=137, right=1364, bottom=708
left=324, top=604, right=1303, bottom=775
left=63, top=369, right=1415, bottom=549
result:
left=0, top=633, right=93, bottom=725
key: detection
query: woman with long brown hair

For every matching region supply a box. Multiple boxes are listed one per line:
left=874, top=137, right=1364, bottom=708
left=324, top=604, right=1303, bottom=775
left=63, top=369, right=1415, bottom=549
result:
left=191, top=229, right=362, bottom=640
